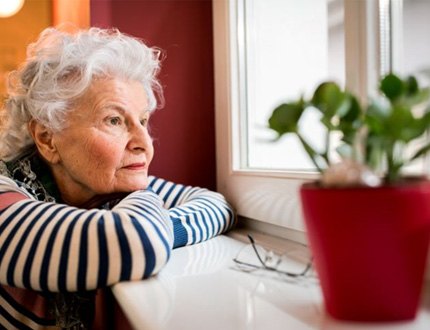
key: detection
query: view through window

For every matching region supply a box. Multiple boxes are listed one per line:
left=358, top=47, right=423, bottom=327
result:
left=239, top=0, right=430, bottom=172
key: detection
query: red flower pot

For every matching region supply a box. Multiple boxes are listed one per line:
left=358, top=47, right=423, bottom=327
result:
left=300, top=180, right=430, bottom=321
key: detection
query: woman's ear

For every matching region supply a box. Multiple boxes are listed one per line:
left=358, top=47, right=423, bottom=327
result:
left=28, top=120, right=60, bottom=164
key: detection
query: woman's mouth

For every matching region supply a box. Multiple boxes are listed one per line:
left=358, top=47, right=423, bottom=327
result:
left=123, top=163, right=147, bottom=170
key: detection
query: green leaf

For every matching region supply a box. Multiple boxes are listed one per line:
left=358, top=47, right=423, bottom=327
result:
left=268, top=101, right=305, bottom=136
left=365, top=101, right=391, bottom=135
left=337, top=94, right=362, bottom=143
left=388, top=105, right=416, bottom=141
left=339, top=94, right=361, bottom=121
left=406, top=75, right=419, bottom=95
left=380, top=73, right=404, bottom=101
left=311, top=82, right=344, bottom=116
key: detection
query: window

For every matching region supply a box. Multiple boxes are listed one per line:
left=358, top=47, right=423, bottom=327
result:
left=241, top=0, right=346, bottom=171
left=395, top=0, right=430, bottom=83
left=213, top=0, right=430, bottom=242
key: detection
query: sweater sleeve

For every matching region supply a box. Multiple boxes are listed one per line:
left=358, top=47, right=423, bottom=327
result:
left=148, top=176, right=236, bottom=248
left=0, top=175, right=174, bottom=293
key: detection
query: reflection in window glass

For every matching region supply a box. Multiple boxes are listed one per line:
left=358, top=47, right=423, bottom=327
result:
left=242, top=0, right=345, bottom=171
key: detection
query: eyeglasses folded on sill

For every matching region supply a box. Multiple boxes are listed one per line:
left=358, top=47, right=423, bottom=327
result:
left=233, top=234, right=314, bottom=280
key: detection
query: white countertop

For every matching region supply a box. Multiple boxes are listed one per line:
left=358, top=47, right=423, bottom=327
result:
left=112, top=235, right=430, bottom=330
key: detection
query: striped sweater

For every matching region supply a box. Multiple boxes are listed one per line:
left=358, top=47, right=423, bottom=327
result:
left=0, top=174, right=235, bottom=329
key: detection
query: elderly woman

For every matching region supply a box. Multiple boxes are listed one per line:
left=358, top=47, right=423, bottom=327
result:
left=0, top=27, right=235, bottom=329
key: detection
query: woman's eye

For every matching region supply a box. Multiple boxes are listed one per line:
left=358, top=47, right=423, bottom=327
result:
left=140, top=118, right=148, bottom=127
left=107, top=117, right=122, bottom=126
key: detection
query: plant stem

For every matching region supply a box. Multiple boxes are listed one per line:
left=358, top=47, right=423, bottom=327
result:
left=385, top=143, right=399, bottom=183
left=297, top=133, right=326, bottom=172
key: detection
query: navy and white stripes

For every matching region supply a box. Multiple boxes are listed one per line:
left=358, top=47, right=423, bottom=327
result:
left=0, top=174, right=235, bottom=329
left=0, top=189, right=173, bottom=292
left=148, top=176, right=235, bottom=248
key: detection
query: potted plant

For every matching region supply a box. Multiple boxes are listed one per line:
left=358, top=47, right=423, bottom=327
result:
left=268, top=73, right=430, bottom=322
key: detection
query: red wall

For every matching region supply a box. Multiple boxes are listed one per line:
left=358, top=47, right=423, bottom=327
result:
left=90, top=0, right=216, bottom=190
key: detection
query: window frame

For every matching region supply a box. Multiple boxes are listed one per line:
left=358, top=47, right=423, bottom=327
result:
left=213, top=0, right=381, bottom=243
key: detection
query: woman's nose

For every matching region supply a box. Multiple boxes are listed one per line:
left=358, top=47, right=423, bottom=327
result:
left=128, top=124, right=152, bottom=151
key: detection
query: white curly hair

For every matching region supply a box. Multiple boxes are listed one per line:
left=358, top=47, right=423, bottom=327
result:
left=0, top=27, right=163, bottom=161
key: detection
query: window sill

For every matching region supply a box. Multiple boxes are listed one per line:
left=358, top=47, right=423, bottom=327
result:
left=112, top=231, right=430, bottom=330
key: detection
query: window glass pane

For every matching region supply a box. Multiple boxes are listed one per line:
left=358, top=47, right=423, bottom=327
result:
left=401, top=0, right=430, bottom=86
left=389, top=0, right=430, bottom=174
left=242, top=0, right=345, bottom=170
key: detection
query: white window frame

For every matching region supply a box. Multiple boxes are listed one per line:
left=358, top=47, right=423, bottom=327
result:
left=213, top=0, right=381, bottom=243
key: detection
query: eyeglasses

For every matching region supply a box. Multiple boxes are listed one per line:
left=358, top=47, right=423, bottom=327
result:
left=233, top=235, right=313, bottom=278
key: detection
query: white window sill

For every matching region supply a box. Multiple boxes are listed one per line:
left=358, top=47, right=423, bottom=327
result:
left=112, top=229, right=430, bottom=330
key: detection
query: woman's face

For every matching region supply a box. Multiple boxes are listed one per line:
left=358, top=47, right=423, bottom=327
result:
left=50, top=78, right=154, bottom=205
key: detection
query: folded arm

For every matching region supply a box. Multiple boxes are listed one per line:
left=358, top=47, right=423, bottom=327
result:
left=0, top=176, right=173, bottom=293
left=148, top=176, right=236, bottom=248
